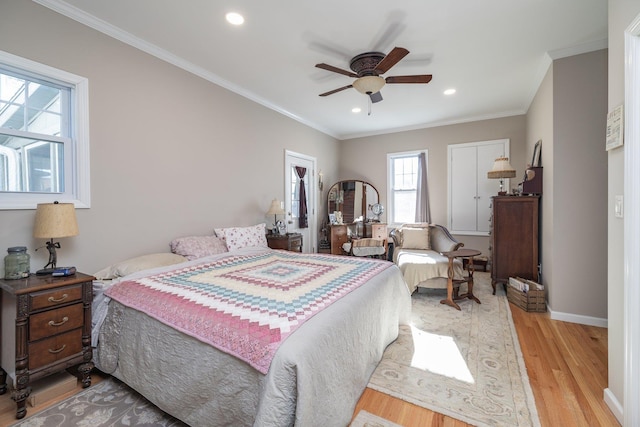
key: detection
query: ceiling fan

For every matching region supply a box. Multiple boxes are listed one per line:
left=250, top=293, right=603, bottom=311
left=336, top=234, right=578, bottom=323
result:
left=315, top=47, right=432, bottom=103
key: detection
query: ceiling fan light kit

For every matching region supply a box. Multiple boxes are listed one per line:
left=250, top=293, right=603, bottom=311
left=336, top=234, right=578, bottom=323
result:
left=315, top=47, right=432, bottom=103
left=352, top=76, right=385, bottom=95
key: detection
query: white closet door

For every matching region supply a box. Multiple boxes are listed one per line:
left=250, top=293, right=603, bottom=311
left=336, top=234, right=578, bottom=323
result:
left=448, top=139, right=509, bottom=235
left=450, top=145, right=478, bottom=232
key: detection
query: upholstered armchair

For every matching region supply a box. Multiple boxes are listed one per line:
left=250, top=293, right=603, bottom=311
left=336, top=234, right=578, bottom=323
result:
left=390, top=223, right=465, bottom=293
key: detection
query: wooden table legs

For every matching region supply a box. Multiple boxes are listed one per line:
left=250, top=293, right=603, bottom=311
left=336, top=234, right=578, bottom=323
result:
left=440, top=253, right=482, bottom=311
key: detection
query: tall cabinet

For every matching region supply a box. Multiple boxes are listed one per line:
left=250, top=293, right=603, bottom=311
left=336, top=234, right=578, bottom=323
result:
left=490, top=196, right=540, bottom=294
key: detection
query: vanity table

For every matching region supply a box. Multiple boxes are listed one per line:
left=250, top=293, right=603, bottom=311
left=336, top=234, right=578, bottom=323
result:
left=326, top=180, right=387, bottom=255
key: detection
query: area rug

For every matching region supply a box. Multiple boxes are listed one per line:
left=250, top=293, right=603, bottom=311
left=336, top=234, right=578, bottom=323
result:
left=350, top=410, right=404, bottom=427
left=368, top=272, right=541, bottom=427
left=10, top=377, right=185, bottom=427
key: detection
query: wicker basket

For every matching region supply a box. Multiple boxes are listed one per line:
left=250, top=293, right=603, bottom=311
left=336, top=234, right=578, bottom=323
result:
left=506, top=280, right=546, bottom=312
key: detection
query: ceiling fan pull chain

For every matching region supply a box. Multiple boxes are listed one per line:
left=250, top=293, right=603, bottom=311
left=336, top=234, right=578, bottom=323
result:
left=368, top=97, right=372, bottom=116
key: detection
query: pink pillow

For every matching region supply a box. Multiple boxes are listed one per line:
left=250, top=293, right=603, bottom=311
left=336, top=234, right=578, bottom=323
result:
left=170, top=235, right=228, bottom=260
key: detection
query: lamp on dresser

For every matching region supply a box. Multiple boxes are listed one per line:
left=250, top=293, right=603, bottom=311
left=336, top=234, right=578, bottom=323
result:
left=487, top=157, right=516, bottom=195
left=33, top=201, right=79, bottom=275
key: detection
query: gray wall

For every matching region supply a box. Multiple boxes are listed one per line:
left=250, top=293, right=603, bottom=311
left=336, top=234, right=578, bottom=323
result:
left=0, top=1, right=340, bottom=275
left=552, top=50, right=608, bottom=318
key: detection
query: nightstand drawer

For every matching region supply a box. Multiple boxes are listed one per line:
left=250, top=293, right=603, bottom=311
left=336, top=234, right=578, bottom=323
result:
left=29, top=328, right=83, bottom=370
left=29, top=303, right=84, bottom=341
left=30, top=284, right=83, bottom=311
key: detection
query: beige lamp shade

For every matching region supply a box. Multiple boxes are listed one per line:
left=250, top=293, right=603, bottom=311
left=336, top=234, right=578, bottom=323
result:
left=487, top=157, right=517, bottom=179
left=33, top=202, right=79, bottom=238
left=352, top=76, right=385, bottom=94
left=266, top=199, right=285, bottom=216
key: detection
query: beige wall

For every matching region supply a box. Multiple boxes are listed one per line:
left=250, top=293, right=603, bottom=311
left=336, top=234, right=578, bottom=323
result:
left=0, top=1, right=339, bottom=275
left=607, top=0, right=640, bottom=417
left=339, top=115, right=528, bottom=256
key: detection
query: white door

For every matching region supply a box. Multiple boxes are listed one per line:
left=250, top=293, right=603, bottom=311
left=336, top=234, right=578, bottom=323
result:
left=284, top=150, right=317, bottom=253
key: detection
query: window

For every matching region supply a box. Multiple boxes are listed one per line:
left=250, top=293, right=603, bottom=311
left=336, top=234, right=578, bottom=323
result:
left=387, top=150, right=426, bottom=225
left=0, top=50, right=90, bottom=209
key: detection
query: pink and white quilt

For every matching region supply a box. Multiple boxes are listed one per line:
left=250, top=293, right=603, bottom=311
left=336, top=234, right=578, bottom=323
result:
left=104, top=251, right=392, bottom=373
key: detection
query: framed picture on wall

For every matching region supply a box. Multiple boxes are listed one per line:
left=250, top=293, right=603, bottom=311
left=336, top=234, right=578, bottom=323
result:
left=531, top=140, right=542, bottom=167
left=606, top=104, right=624, bottom=151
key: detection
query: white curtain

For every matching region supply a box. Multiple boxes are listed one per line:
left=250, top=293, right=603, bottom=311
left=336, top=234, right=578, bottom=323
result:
left=415, top=152, right=431, bottom=223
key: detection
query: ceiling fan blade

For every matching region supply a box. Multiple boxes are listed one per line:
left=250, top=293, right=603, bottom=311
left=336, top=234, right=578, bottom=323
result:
left=369, top=91, right=383, bottom=103
left=385, top=75, right=433, bottom=84
left=319, top=85, right=353, bottom=97
left=374, top=47, right=409, bottom=74
left=315, top=63, right=358, bottom=78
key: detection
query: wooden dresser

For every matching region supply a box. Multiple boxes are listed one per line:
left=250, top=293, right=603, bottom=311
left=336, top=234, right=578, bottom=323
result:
left=0, top=272, right=94, bottom=419
left=490, top=196, right=539, bottom=294
left=329, top=223, right=388, bottom=256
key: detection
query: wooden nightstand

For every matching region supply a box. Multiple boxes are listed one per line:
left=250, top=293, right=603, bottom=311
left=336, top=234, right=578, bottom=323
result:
left=266, top=233, right=303, bottom=252
left=0, top=272, right=94, bottom=419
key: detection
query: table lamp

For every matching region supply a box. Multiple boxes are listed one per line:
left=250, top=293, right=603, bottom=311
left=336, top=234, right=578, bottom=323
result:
left=33, top=201, right=79, bottom=275
left=266, top=199, right=285, bottom=234
left=487, top=157, right=516, bottom=195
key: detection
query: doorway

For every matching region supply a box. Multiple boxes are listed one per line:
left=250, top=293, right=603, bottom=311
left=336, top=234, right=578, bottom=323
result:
left=284, top=150, right=317, bottom=253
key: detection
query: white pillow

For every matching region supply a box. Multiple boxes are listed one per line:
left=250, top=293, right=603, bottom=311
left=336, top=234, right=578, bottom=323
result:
left=402, top=227, right=431, bottom=250
left=93, top=253, right=187, bottom=280
left=222, top=223, right=268, bottom=251
left=170, top=235, right=228, bottom=260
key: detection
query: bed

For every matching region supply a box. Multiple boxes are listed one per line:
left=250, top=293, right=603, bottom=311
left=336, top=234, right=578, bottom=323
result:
left=92, top=245, right=410, bottom=426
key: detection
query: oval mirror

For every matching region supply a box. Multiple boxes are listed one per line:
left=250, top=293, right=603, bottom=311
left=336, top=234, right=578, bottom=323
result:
left=327, top=180, right=379, bottom=224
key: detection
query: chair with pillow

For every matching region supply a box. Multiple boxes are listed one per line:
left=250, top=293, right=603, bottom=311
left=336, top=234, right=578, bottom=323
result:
left=390, top=223, right=465, bottom=294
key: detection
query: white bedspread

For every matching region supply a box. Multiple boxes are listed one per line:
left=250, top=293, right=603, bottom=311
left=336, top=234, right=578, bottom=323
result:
left=93, top=247, right=411, bottom=426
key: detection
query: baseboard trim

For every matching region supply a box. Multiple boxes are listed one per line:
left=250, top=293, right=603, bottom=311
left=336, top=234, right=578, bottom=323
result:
left=603, top=388, right=623, bottom=425
left=548, top=307, right=608, bottom=328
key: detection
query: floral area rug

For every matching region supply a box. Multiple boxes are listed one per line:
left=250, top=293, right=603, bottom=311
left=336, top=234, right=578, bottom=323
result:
left=368, top=272, right=541, bottom=427
left=10, top=377, right=185, bottom=427
left=350, top=410, right=404, bottom=427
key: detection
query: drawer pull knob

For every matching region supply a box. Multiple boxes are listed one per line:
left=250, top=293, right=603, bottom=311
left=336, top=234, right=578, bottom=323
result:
left=48, top=294, right=68, bottom=303
left=48, top=317, right=69, bottom=327
left=48, top=344, right=67, bottom=354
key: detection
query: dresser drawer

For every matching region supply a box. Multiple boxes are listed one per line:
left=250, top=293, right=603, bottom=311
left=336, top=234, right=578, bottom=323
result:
left=30, top=284, right=83, bottom=311
left=29, top=303, right=84, bottom=341
left=29, top=328, right=83, bottom=370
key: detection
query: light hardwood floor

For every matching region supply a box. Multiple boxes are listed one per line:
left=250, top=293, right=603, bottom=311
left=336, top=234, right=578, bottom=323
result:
left=353, top=301, right=620, bottom=427
left=0, top=300, right=620, bottom=427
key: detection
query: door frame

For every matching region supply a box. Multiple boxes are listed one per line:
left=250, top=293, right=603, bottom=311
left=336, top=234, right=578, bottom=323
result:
left=284, top=150, right=317, bottom=253
left=623, top=13, right=640, bottom=426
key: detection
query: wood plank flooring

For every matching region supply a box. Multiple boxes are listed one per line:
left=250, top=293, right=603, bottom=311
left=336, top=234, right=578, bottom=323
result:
left=353, top=303, right=620, bottom=427
left=0, top=302, right=620, bottom=427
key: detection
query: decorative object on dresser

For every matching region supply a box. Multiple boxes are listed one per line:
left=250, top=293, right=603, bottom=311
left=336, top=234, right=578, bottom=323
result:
left=522, top=166, right=543, bottom=195
left=265, top=199, right=286, bottom=235
left=33, top=201, right=79, bottom=276
left=266, top=233, right=303, bottom=252
left=487, top=157, right=517, bottom=195
left=491, top=195, right=540, bottom=294
left=0, top=272, right=94, bottom=419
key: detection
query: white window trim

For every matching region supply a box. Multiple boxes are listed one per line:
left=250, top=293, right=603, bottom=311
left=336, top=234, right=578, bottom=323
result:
left=387, top=149, right=428, bottom=228
left=0, top=50, right=90, bottom=209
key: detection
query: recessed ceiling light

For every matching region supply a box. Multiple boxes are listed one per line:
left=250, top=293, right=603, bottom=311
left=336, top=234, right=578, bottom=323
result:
left=226, top=12, right=244, bottom=25
left=444, top=88, right=456, bottom=95
left=352, top=107, right=362, bottom=113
